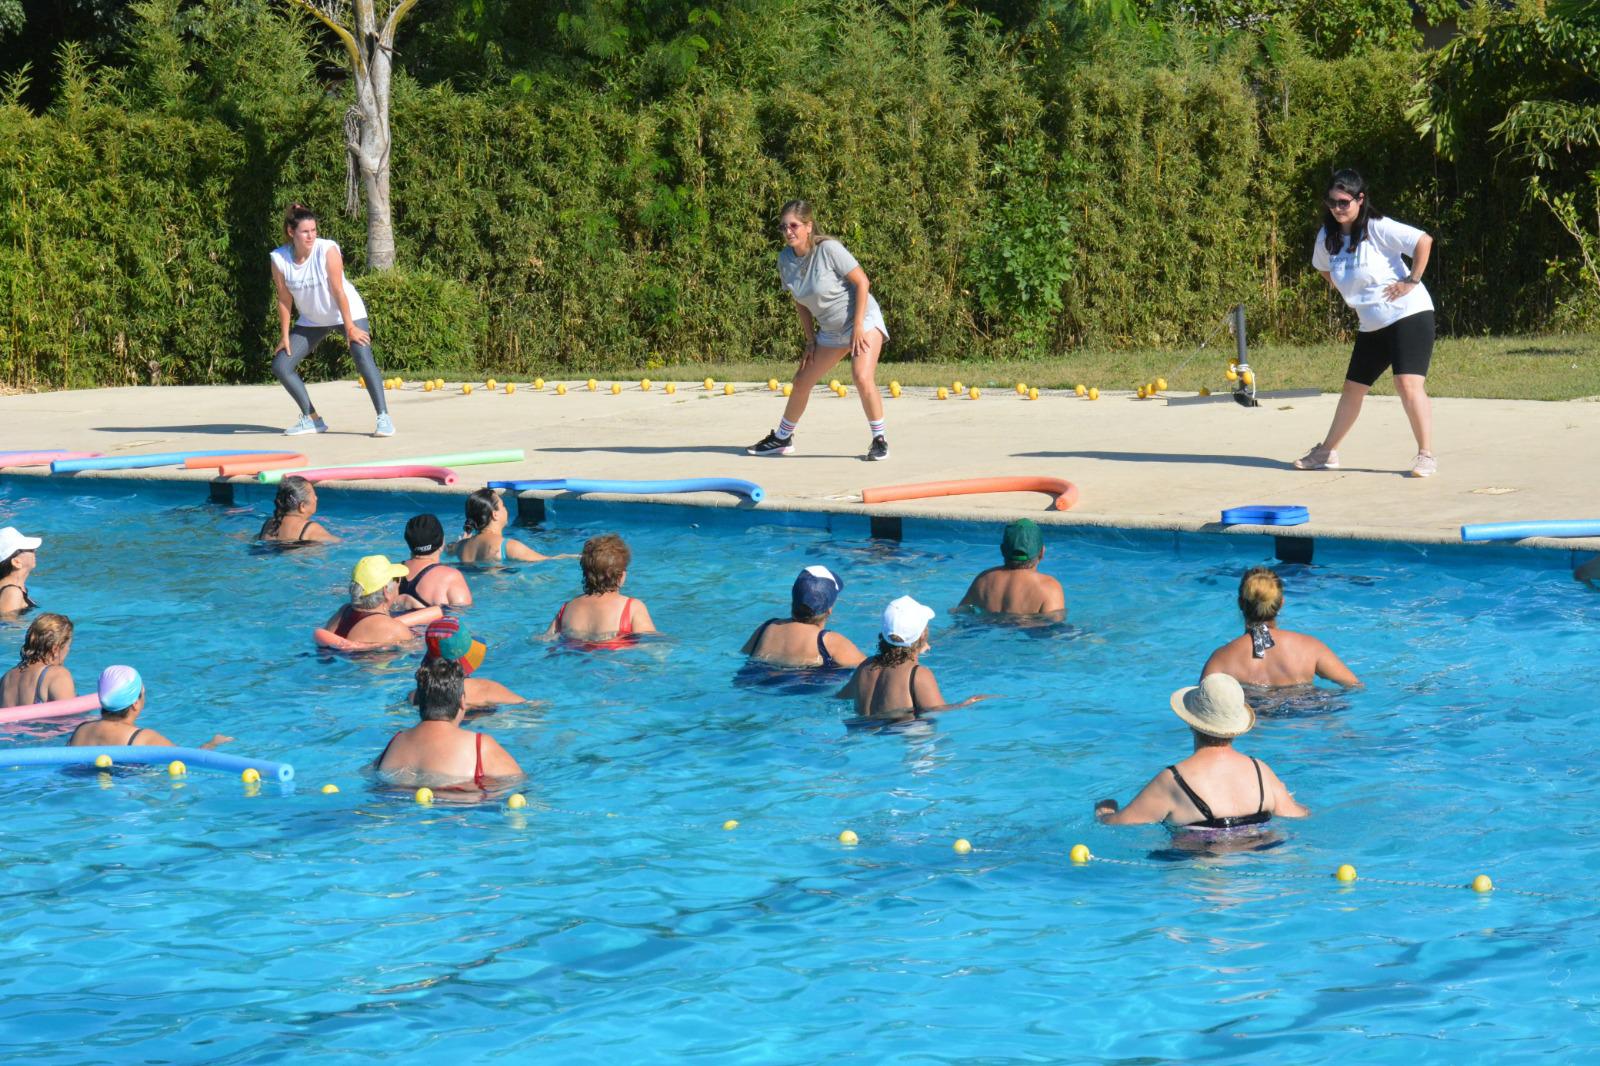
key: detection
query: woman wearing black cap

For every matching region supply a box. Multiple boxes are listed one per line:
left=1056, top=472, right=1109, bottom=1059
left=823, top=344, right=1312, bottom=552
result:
left=398, top=514, right=472, bottom=609
left=740, top=565, right=865, bottom=669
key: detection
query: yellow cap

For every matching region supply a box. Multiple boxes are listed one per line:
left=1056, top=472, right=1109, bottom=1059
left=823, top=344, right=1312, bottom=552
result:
left=351, top=554, right=409, bottom=595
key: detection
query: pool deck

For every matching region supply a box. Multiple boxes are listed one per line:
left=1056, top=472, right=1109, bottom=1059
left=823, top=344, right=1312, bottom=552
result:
left=3, top=380, right=1599, bottom=552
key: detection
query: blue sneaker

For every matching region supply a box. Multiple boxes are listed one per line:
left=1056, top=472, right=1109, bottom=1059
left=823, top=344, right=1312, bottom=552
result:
left=285, top=414, right=318, bottom=436
left=374, top=413, right=395, bottom=437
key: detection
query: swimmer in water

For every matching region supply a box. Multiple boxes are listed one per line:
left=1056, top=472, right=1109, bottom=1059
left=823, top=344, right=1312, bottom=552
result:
left=1, top=612, right=76, bottom=708
left=1095, top=673, right=1307, bottom=829
left=546, top=533, right=656, bottom=642
left=452, top=489, right=573, bottom=564
left=415, top=617, right=526, bottom=707
left=740, top=565, right=865, bottom=669
left=956, top=519, right=1066, bottom=620
left=68, top=666, right=232, bottom=749
left=257, top=477, right=338, bottom=544
left=838, top=595, right=986, bottom=721
left=323, top=556, right=420, bottom=646
left=377, top=658, right=523, bottom=790
left=1200, top=567, right=1358, bottom=687
left=397, top=514, right=471, bottom=609
left=0, top=526, right=42, bottom=615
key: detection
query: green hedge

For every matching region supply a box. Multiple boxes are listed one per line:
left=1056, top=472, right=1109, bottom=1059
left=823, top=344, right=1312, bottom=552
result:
left=0, top=11, right=1583, bottom=389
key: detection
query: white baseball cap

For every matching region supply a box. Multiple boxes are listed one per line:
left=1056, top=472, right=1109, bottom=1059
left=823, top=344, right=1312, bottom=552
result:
left=881, top=595, right=936, bottom=647
left=0, top=527, right=41, bottom=561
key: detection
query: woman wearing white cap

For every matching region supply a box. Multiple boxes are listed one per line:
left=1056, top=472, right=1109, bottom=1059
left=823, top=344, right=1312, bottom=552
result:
left=0, top=527, right=42, bottom=615
left=1096, top=674, right=1307, bottom=830
left=740, top=565, right=865, bottom=670
left=837, top=595, right=985, bottom=721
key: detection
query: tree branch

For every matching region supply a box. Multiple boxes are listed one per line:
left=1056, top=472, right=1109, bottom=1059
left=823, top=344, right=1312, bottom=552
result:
left=381, top=0, right=423, bottom=44
left=282, top=0, right=364, bottom=76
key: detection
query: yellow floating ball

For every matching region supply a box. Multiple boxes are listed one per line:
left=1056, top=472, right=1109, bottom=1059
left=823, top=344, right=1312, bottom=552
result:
left=1088, top=387, right=1099, bottom=400
left=723, top=819, right=739, bottom=831
left=1028, top=387, right=1040, bottom=401
left=952, top=380, right=964, bottom=394
left=1471, top=874, right=1494, bottom=893
left=1069, top=843, right=1091, bottom=864
left=462, top=383, right=474, bottom=395
left=321, top=783, right=340, bottom=794
left=703, top=377, right=715, bottom=391
left=1075, top=384, right=1086, bottom=397
left=555, top=383, right=568, bottom=395
left=533, top=377, right=545, bottom=390
left=383, top=379, right=393, bottom=391
left=1015, top=382, right=1028, bottom=395
left=1241, top=370, right=1255, bottom=386
left=838, top=829, right=859, bottom=846
left=641, top=378, right=652, bottom=391
left=507, top=793, right=527, bottom=810
left=1156, top=377, right=1168, bottom=391
left=485, top=378, right=498, bottom=390
left=767, top=378, right=779, bottom=391
left=610, top=382, right=622, bottom=395
left=423, top=380, right=435, bottom=393
left=968, top=387, right=980, bottom=400
left=241, top=767, right=260, bottom=784
left=953, top=838, right=973, bottom=854
left=586, top=378, right=598, bottom=391
left=724, top=383, right=735, bottom=396
left=94, top=754, right=113, bottom=769
left=936, top=386, right=949, bottom=400
left=1145, top=382, right=1156, bottom=395
left=665, top=382, right=677, bottom=395
left=415, top=787, right=434, bottom=805
left=1335, top=863, right=1358, bottom=883
left=834, top=385, right=847, bottom=397
left=1225, top=367, right=1239, bottom=382
left=889, top=382, right=901, bottom=398
left=1198, top=386, right=1211, bottom=396
left=1230, top=355, right=1240, bottom=366
left=829, top=378, right=841, bottom=391
left=504, top=382, right=516, bottom=395
left=781, top=383, right=793, bottom=397
left=167, top=760, right=186, bottom=777
left=1136, top=386, right=1147, bottom=399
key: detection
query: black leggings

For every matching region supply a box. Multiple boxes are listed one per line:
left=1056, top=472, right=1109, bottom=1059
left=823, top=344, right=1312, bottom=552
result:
left=1345, top=310, right=1434, bottom=388
left=272, top=318, right=386, bottom=416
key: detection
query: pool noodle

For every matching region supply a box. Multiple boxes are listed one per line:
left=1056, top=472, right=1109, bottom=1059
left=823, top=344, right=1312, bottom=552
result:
left=0, top=452, right=103, bottom=468
left=183, top=453, right=304, bottom=471
left=213, top=455, right=309, bottom=477
left=296, top=465, right=457, bottom=486
left=862, top=476, right=1080, bottom=512
left=0, top=694, right=99, bottom=726
left=1460, top=520, right=1600, bottom=542
left=53, top=450, right=283, bottom=473
left=0, top=745, right=294, bottom=782
left=489, top=478, right=764, bottom=503
left=259, top=450, right=524, bottom=484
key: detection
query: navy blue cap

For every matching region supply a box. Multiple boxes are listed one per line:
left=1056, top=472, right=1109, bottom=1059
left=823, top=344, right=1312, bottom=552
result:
left=792, top=565, right=843, bottom=615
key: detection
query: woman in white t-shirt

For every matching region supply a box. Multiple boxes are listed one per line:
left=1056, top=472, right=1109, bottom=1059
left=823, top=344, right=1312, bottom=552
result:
left=269, top=203, right=394, bottom=437
left=746, top=200, right=892, bottom=461
left=1294, top=170, right=1436, bottom=477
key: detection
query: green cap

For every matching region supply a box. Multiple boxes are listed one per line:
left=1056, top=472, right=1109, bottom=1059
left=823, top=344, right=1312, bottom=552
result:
left=1001, top=519, right=1043, bottom=565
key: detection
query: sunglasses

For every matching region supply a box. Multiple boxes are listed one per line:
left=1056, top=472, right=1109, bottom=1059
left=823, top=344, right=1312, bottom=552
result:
left=779, top=221, right=805, bottom=232
left=1325, top=195, right=1360, bottom=210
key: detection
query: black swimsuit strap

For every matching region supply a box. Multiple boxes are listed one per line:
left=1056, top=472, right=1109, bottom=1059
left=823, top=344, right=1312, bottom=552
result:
left=128, top=728, right=145, bottom=744
left=1167, top=764, right=1217, bottom=823
left=399, top=562, right=439, bottom=601
left=910, top=664, right=925, bottom=714
left=1252, top=757, right=1264, bottom=813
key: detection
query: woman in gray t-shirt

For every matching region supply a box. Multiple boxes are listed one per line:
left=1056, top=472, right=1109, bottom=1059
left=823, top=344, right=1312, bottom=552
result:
left=746, top=200, right=892, bottom=461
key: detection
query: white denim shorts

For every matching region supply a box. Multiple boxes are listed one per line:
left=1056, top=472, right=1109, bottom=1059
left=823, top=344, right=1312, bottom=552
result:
left=814, top=296, right=889, bottom=350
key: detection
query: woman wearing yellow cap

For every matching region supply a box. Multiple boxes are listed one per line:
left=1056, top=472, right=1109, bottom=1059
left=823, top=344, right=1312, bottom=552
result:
left=322, top=556, right=417, bottom=646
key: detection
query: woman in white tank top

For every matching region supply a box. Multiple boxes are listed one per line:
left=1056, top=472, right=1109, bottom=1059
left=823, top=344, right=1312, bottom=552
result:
left=269, top=203, right=394, bottom=437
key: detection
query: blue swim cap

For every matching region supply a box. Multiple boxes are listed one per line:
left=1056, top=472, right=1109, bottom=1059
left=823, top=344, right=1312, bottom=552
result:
left=97, top=665, right=143, bottom=712
left=792, top=565, right=843, bottom=615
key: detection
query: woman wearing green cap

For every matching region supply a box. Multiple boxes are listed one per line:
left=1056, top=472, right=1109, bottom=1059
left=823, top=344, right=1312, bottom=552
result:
left=956, top=520, right=1065, bottom=620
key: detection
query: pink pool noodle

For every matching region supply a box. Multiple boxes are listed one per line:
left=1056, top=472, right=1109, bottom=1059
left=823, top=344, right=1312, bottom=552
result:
left=0, top=694, right=99, bottom=726
left=297, top=465, right=457, bottom=486
left=0, top=452, right=103, bottom=468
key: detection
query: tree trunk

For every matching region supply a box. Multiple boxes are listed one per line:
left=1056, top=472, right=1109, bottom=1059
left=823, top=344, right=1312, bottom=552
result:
left=356, top=36, right=395, bottom=270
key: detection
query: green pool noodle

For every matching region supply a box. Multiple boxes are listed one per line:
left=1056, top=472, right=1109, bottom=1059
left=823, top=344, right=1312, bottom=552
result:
left=257, top=450, right=525, bottom=484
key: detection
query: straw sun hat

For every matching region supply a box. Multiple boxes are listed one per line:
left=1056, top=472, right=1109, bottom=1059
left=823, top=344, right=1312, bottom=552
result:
left=1169, top=674, right=1256, bottom=738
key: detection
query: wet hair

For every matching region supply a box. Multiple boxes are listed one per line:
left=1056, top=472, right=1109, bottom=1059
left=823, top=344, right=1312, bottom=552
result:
left=1238, top=566, right=1284, bottom=626
left=283, top=201, right=317, bottom=235
left=349, top=582, right=389, bottom=611
left=779, top=199, right=838, bottom=247
left=19, top=613, right=72, bottom=666
left=414, top=657, right=465, bottom=721
left=875, top=638, right=917, bottom=666
left=792, top=603, right=825, bottom=625
left=1321, top=168, right=1386, bottom=256
left=580, top=533, right=630, bottom=595
left=263, top=476, right=314, bottom=538
left=463, top=488, right=500, bottom=536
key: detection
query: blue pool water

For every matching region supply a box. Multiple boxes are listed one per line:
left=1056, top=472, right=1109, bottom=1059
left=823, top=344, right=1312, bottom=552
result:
left=2, top=477, right=1599, bottom=1062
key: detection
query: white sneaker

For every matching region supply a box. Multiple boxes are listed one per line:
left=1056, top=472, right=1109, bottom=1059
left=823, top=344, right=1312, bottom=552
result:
left=1410, top=451, right=1437, bottom=478
left=285, top=414, right=321, bottom=435
left=1293, top=443, right=1339, bottom=470
left=374, top=414, right=395, bottom=437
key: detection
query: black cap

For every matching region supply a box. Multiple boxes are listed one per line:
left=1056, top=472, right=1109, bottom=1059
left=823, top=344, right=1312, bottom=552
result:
left=405, top=514, right=445, bottom=554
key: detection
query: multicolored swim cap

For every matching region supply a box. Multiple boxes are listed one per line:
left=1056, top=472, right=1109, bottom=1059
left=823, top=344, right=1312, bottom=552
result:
left=424, top=617, right=486, bottom=676
left=97, top=665, right=143, bottom=713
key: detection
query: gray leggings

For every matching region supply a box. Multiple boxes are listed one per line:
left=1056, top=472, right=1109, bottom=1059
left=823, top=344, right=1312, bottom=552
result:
left=272, top=318, right=387, bottom=416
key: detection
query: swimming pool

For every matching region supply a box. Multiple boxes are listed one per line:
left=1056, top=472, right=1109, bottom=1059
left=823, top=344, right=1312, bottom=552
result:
left=2, top=476, right=1598, bottom=1062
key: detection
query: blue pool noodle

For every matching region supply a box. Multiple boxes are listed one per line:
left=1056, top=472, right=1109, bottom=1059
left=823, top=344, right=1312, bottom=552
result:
left=490, top=477, right=765, bottom=503
left=1221, top=505, right=1310, bottom=526
left=1, top=746, right=294, bottom=782
left=51, top=450, right=280, bottom=474
left=1460, top=520, right=1600, bottom=542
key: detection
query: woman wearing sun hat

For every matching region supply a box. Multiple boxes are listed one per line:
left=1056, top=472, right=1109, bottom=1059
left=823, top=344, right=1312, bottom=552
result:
left=418, top=617, right=525, bottom=708
left=0, top=526, right=43, bottom=615
left=837, top=595, right=985, bottom=721
left=1096, top=674, right=1308, bottom=829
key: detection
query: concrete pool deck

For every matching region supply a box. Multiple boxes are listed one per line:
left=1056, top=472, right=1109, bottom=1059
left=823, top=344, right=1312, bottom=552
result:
left=3, top=380, right=1599, bottom=551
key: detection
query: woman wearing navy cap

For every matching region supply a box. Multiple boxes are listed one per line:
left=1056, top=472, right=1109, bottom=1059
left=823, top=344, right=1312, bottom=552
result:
left=740, top=565, right=865, bottom=669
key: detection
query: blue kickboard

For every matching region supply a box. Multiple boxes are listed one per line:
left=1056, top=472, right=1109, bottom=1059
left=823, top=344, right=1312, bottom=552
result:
left=1221, top=505, right=1310, bottom=526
